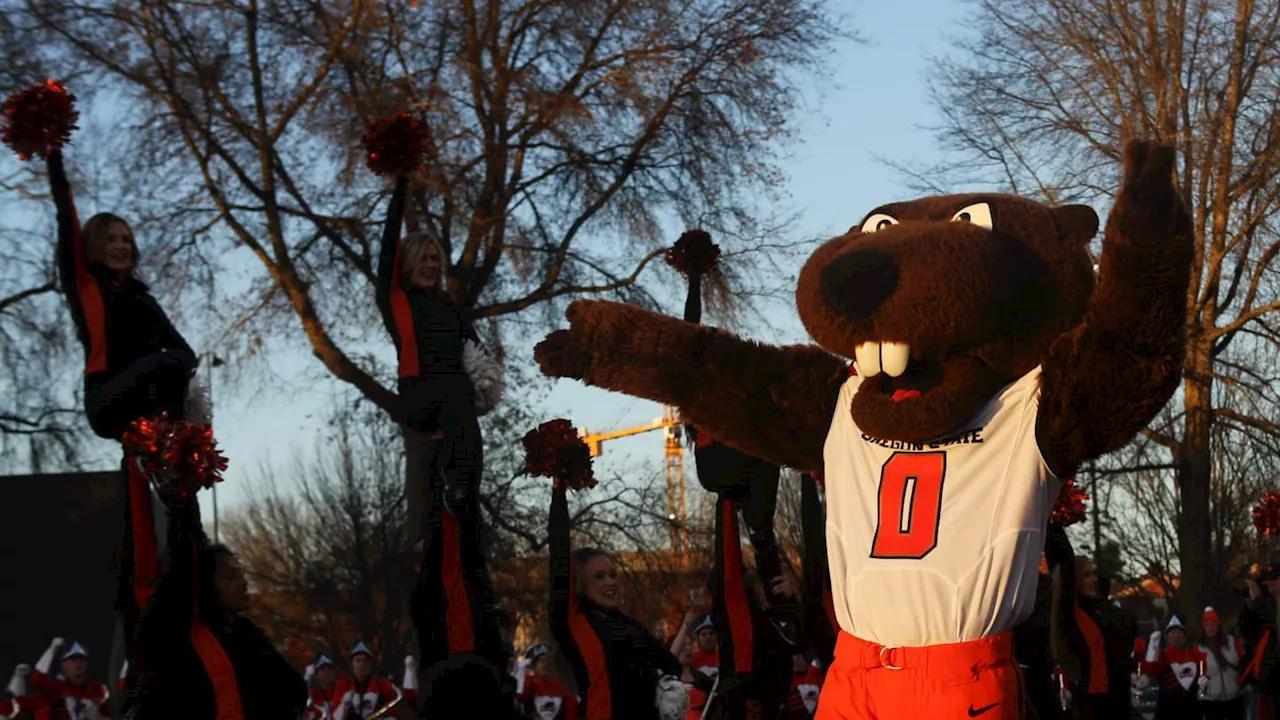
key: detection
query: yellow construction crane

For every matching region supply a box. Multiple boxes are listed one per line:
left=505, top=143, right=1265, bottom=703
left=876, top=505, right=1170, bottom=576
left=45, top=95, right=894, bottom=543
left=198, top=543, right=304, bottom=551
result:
left=579, top=407, right=688, bottom=561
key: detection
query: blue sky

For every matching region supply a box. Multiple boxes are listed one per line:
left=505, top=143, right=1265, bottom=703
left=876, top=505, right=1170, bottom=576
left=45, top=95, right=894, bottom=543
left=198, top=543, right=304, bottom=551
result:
left=49, top=0, right=972, bottom=519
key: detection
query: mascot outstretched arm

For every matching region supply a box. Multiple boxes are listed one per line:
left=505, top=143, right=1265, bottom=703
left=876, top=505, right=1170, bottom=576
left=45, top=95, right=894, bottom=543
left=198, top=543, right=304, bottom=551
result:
left=535, top=307, right=846, bottom=473
left=1037, top=142, right=1193, bottom=477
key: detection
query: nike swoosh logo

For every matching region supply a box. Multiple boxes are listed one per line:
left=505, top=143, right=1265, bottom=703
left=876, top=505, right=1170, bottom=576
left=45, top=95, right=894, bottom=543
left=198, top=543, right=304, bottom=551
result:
left=968, top=702, right=999, bottom=717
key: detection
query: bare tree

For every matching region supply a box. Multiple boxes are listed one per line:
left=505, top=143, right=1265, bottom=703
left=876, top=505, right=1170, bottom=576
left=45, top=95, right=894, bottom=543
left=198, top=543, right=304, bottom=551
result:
left=0, top=171, right=82, bottom=471
left=8, top=0, right=850, bottom=414
left=222, top=403, right=414, bottom=679
left=1081, top=421, right=1280, bottom=613
left=909, top=0, right=1280, bottom=625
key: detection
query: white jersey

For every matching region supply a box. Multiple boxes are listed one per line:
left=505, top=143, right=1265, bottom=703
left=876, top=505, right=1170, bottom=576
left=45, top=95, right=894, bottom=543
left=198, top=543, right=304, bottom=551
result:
left=823, top=367, right=1060, bottom=647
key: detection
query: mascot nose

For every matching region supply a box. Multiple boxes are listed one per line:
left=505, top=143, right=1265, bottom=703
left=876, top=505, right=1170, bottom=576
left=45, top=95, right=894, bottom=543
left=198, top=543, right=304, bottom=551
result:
left=820, top=249, right=899, bottom=319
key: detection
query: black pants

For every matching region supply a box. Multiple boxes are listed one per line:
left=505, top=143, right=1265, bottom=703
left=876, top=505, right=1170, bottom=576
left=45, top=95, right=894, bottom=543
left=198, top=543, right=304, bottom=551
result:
left=400, top=377, right=483, bottom=525
left=1076, top=691, right=1131, bottom=719
left=1203, top=696, right=1246, bottom=720
left=1155, top=690, right=1202, bottom=720
left=87, top=349, right=194, bottom=439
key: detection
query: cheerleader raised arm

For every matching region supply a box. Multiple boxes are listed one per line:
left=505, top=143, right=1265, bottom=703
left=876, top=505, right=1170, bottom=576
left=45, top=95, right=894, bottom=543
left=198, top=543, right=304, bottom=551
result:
left=129, top=490, right=307, bottom=719
left=47, top=146, right=197, bottom=440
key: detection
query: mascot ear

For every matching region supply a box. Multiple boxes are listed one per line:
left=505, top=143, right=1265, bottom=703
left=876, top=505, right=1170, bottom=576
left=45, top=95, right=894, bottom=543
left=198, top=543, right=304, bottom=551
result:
left=1053, top=204, right=1099, bottom=247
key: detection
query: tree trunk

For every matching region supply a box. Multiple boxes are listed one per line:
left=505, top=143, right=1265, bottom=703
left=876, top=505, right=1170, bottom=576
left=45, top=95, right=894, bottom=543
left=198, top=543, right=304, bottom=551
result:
left=1177, top=335, right=1215, bottom=629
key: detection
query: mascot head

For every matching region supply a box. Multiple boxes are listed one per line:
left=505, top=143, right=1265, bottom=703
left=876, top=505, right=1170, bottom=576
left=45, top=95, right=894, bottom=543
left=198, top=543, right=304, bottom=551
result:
left=797, top=194, right=1099, bottom=441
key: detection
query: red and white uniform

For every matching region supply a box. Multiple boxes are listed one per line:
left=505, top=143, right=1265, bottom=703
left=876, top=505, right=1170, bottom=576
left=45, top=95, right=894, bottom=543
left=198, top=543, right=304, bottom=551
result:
left=787, top=663, right=825, bottom=718
left=691, top=648, right=719, bottom=679
left=1199, top=636, right=1245, bottom=701
left=519, top=675, right=573, bottom=720
left=305, top=686, right=337, bottom=720
left=684, top=647, right=719, bottom=720
left=1142, top=640, right=1207, bottom=695
left=824, top=368, right=1057, bottom=646
left=29, top=671, right=112, bottom=720
left=332, top=677, right=398, bottom=720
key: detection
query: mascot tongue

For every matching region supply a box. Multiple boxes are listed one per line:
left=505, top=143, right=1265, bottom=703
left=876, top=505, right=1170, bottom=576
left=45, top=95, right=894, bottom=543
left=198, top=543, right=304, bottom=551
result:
left=892, top=389, right=921, bottom=402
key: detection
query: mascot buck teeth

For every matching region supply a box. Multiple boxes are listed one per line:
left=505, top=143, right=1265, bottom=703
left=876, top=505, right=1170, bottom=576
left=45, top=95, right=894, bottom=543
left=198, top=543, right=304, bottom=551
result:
left=535, top=141, right=1193, bottom=719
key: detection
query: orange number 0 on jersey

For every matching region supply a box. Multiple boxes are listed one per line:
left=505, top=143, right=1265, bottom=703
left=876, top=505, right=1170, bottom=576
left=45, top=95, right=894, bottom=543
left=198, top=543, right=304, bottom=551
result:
left=871, top=452, right=947, bottom=559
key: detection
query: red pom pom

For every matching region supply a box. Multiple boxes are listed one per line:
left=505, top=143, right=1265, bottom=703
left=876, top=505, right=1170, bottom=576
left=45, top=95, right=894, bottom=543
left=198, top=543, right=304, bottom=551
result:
left=122, top=413, right=228, bottom=500
left=1050, top=477, right=1089, bottom=527
left=363, top=113, right=434, bottom=176
left=1, top=80, right=79, bottom=161
left=522, top=418, right=596, bottom=491
left=1254, top=492, right=1280, bottom=536
left=665, top=230, right=721, bottom=277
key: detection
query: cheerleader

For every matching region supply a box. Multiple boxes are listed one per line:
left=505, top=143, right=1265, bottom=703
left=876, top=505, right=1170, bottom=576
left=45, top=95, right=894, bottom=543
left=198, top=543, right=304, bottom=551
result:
left=548, top=485, right=684, bottom=720
left=332, top=643, right=398, bottom=720
left=671, top=232, right=798, bottom=718
left=25, top=639, right=111, bottom=719
left=373, top=171, right=500, bottom=544
left=412, top=505, right=515, bottom=718
left=1140, top=616, right=1207, bottom=720
left=30, top=105, right=202, bottom=702
left=124, top=488, right=307, bottom=719
left=48, top=149, right=197, bottom=441
left=799, top=473, right=837, bottom=670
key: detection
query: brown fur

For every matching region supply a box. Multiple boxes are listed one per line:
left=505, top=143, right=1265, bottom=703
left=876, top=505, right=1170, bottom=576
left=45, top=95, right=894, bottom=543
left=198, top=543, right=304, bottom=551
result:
left=534, top=302, right=847, bottom=473
left=536, top=141, right=1192, bottom=479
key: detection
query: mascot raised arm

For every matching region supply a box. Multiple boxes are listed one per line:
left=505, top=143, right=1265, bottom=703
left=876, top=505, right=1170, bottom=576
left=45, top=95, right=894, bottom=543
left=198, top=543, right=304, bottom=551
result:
left=535, top=141, right=1192, bottom=719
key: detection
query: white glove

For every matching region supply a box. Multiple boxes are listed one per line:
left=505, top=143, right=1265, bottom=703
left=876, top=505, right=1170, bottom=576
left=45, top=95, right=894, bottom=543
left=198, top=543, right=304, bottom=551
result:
left=7, top=664, right=30, bottom=697
left=405, top=656, right=417, bottom=669
left=50, top=639, right=64, bottom=651
left=655, top=675, right=691, bottom=720
left=462, top=339, right=504, bottom=415
left=304, top=664, right=315, bottom=683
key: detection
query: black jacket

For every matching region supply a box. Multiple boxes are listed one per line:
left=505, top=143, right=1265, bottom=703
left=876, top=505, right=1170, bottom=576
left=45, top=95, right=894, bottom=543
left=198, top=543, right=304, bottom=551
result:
left=127, top=497, right=306, bottom=719
left=549, top=489, right=686, bottom=720
left=1240, top=593, right=1280, bottom=694
left=51, top=150, right=194, bottom=379
left=50, top=150, right=195, bottom=438
left=374, top=176, right=478, bottom=384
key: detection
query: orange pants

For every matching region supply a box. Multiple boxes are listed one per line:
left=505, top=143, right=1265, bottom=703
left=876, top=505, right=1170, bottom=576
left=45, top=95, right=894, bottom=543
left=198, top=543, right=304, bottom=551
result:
left=814, top=631, right=1023, bottom=720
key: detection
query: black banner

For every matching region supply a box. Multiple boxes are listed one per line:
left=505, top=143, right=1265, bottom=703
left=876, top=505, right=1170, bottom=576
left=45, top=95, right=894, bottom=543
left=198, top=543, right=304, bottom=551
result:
left=0, top=471, right=124, bottom=684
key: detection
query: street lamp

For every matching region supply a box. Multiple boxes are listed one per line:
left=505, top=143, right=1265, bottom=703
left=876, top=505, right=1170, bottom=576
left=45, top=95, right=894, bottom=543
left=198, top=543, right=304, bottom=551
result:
left=205, top=352, right=225, bottom=542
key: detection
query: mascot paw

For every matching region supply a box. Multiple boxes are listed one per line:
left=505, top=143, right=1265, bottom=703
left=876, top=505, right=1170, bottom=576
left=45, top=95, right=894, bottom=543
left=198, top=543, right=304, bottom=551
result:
left=535, top=329, right=587, bottom=379
left=1119, top=139, right=1181, bottom=223
left=534, top=300, right=610, bottom=380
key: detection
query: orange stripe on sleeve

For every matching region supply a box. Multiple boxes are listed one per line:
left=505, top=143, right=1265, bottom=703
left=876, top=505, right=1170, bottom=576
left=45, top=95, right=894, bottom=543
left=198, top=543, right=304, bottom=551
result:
left=127, top=459, right=160, bottom=611
left=441, top=511, right=475, bottom=654
left=388, top=239, right=419, bottom=378
left=191, top=623, right=245, bottom=720
left=721, top=499, right=754, bottom=674
left=567, top=553, right=612, bottom=720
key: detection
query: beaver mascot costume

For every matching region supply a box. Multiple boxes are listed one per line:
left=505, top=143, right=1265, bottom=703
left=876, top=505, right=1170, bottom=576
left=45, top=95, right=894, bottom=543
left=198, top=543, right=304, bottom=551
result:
left=535, top=140, right=1192, bottom=719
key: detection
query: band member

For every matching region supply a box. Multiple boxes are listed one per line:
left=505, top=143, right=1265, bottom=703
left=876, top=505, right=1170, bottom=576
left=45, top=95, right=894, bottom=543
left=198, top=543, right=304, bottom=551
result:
left=25, top=640, right=111, bottom=720
left=305, top=655, right=338, bottom=720
left=333, top=642, right=399, bottom=720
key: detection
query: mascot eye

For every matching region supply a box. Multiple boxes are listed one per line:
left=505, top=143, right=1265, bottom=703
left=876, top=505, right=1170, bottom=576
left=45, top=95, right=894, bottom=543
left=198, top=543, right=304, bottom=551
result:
left=951, top=203, right=993, bottom=230
left=859, top=213, right=899, bottom=234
